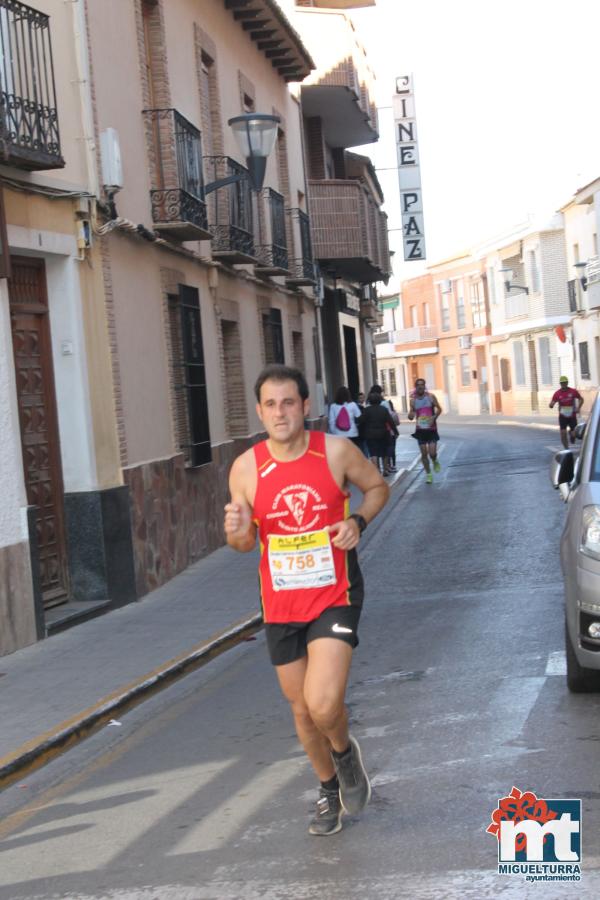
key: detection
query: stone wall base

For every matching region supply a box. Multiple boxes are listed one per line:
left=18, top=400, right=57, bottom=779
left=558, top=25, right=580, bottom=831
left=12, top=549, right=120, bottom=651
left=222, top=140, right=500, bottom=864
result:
left=0, top=540, right=37, bottom=656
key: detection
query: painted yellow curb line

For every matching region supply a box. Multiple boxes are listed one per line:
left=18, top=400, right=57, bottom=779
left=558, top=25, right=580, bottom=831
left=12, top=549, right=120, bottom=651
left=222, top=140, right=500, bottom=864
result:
left=0, top=612, right=262, bottom=792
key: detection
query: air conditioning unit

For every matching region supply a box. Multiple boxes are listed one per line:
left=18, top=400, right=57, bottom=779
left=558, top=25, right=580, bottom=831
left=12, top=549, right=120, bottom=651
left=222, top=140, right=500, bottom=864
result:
left=458, top=334, right=472, bottom=350
left=441, top=279, right=452, bottom=294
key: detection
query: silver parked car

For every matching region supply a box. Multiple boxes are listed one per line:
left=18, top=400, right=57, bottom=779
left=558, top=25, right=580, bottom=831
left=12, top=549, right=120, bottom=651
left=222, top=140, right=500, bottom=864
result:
left=552, top=395, right=600, bottom=691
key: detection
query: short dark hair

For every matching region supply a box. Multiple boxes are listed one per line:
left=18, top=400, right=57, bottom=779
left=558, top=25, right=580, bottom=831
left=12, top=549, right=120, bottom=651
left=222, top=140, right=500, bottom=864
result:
left=367, top=391, right=382, bottom=405
left=254, top=364, right=309, bottom=402
left=335, top=386, right=351, bottom=404
left=415, top=378, right=426, bottom=386
left=369, top=384, right=383, bottom=394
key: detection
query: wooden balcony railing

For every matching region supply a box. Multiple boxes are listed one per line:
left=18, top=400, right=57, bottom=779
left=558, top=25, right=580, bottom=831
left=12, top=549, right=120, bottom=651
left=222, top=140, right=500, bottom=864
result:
left=308, top=179, right=391, bottom=284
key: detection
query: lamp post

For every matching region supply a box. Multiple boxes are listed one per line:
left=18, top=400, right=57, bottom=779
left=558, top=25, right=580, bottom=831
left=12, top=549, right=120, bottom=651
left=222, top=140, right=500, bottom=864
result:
left=203, top=113, right=280, bottom=196
left=499, top=267, right=529, bottom=294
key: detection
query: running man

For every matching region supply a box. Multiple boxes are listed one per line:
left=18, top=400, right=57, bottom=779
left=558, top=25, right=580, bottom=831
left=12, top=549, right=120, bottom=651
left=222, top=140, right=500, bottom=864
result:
left=407, top=378, right=442, bottom=484
left=224, top=365, right=389, bottom=836
left=549, top=375, right=583, bottom=448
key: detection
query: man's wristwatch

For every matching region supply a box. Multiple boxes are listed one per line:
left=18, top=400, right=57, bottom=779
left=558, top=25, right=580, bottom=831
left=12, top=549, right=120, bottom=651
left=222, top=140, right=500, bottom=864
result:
left=348, top=513, right=367, bottom=534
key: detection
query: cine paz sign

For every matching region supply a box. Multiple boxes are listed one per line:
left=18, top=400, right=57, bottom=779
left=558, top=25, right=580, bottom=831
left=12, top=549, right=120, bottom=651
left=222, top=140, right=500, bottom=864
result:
left=394, top=74, right=426, bottom=261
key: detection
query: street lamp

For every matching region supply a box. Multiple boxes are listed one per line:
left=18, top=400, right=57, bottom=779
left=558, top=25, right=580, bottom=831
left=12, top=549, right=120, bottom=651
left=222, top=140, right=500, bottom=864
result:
left=204, top=113, right=280, bottom=195
left=574, top=261, right=588, bottom=292
left=499, top=267, right=529, bottom=295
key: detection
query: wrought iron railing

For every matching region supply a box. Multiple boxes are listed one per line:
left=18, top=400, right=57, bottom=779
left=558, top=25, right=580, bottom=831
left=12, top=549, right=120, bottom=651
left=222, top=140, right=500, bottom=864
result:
left=286, top=207, right=315, bottom=283
left=143, top=108, right=208, bottom=235
left=256, top=188, right=288, bottom=270
left=0, top=0, right=63, bottom=169
left=203, top=155, right=255, bottom=257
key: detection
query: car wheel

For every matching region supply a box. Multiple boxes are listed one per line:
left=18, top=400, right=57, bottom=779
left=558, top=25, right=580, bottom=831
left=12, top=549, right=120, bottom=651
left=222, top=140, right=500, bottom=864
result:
left=565, top=618, right=600, bottom=692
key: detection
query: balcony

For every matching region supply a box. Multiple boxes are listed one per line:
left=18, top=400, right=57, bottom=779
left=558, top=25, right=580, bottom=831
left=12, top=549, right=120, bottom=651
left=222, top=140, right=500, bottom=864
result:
left=504, top=292, right=529, bottom=319
left=0, top=0, right=64, bottom=170
left=203, top=156, right=256, bottom=262
left=586, top=256, right=600, bottom=311
left=255, top=188, right=289, bottom=275
left=359, top=297, right=382, bottom=326
left=285, top=208, right=316, bottom=287
left=308, top=179, right=391, bottom=284
left=393, top=325, right=439, bottom=344
left=143, top=109, right=210, bottom=240
left=298, top=8, right=378, bottom=147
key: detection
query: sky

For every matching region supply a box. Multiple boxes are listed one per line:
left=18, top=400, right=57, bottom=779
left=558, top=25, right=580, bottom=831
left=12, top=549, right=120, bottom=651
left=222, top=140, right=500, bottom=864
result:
left=349, top=0, right=600, bottom=288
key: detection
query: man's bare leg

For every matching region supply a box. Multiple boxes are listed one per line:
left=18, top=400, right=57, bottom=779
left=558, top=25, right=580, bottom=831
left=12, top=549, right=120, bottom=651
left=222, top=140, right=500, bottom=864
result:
left=275, top=656, right=336, bottom=781
left=560, top=428, right=569, bottom=449
left=303, top=638, right=353, bottom=752
left=420, top=444, right=430, bottom=473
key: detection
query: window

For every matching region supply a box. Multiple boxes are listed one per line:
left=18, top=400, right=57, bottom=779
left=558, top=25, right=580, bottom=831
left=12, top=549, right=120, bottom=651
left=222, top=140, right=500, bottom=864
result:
left=460, top=354, right=471, bottom=385
left=292, top=330, right=305, bottom=372
left=380, top=369, right=388, bottom=394
left=440, top=287, right=451, bottom=332
left=389, top=368, right=397, bottom=395
left=456, top=286, right=466, bottom=329
left=488, top=266, right=497, bottom=305
left=312, top=326, right=322, bottom=382
left=221, top=319, right=248, bottom=437
left=423, top=302, right=430, bottom=326
left=262, top=308, right=284, bottom=364
left=580, top=341, right=591, bottom=380
left=529, top=250, right=540, bottom=293
left=168, top=286, right=211, bottom=467
left=513, top=341, right=526, bottom=385
left=470, top=280, right=487, bottom=328
left=568, top=280, right=577, bottom=312
left=424, top=363, right=435, bottom=388
left=538, top=336, right=552, bottom=385
left=410, top=305, right=418, bottom=327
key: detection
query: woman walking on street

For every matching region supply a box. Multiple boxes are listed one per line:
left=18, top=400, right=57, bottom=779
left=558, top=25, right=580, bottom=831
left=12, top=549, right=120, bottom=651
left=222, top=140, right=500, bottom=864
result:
left=328, top=386, right=362, bottom=449
left=359, top=392, right=399, bottom=475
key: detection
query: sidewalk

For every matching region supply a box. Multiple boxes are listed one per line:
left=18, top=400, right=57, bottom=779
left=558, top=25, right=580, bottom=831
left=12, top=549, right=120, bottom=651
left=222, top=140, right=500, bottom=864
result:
left=0, top=447, right=422, bottom=789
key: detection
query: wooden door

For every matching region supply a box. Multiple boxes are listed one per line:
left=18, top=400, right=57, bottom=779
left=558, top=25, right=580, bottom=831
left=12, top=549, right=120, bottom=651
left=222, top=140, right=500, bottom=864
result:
left=9, top=257, right=69, bottom=608
left=492, top=355, right=502, bottom=413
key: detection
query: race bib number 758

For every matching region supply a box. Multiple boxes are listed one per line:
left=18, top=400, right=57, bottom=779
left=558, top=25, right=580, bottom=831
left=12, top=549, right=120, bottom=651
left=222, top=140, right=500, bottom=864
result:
left=268, top=529, right=336, bottom=591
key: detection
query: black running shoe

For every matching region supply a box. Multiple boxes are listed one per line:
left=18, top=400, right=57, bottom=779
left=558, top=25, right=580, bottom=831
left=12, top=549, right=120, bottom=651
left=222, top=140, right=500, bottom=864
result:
left=308, top=787, right=343, bottom=836
left=332, top=735, right=371, bottom=816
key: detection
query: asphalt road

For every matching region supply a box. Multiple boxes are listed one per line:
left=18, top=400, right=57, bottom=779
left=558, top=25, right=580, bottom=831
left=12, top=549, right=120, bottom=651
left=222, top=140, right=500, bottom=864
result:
left=1, top=423, right=599, bottom=900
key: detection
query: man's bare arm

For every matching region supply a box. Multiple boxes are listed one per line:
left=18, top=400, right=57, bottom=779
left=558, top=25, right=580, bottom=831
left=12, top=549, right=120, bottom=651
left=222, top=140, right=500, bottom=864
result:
left=224, top=453, right=257, bottom=553
left=326, top=438, right=389, bottom=550
left=407, top=398, right=416, bottom=420
left=430, top=393, right=442, bottom=418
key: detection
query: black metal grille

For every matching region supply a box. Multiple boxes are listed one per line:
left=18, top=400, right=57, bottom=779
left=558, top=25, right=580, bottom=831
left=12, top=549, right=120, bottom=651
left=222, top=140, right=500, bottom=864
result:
left=0, top=0, right=63, bottom=168
left=204, top=155, right=254, bottom=256
left=266, top=188, right=287, bottom=269
left=170, top=285, right=212, bottom=468
left=567, top=279, right=577, bottom=313
left=143, top=108, right=208, bottom=233
left=286, top=208, right=315, bottom=282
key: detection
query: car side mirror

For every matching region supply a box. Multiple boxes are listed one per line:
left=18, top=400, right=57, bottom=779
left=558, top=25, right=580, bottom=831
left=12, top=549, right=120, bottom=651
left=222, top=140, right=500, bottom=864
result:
left=575, top=421, right=586, bottom=441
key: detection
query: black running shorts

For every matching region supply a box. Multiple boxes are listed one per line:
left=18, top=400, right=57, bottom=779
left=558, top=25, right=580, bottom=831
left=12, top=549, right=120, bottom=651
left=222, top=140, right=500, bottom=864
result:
left=265, top=605, right=361, bottom=667
left=412, top=428, right=439, bottom=445
left=559, top=414, right=577, bottom=430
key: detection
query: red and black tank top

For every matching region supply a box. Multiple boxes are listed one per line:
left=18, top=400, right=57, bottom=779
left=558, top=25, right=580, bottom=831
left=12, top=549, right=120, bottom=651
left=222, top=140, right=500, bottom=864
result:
left=252, top=430, right=363, bottom=624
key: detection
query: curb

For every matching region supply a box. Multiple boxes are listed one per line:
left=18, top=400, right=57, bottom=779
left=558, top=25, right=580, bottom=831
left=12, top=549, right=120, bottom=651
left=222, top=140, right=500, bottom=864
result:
left=0, top=613, right=262, bottom=792
left=0, top=453, right=424, bottom=794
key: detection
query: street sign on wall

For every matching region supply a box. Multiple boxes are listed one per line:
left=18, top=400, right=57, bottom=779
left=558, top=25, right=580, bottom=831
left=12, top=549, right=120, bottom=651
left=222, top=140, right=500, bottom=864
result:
left=393, top=74, right=426, bottom=261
